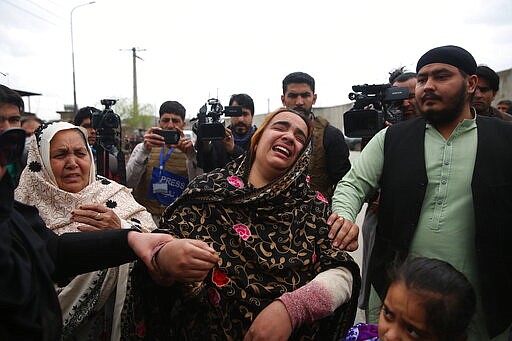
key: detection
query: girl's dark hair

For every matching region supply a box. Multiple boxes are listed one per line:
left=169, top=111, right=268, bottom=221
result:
left=389, top=257, right=476, bottom=341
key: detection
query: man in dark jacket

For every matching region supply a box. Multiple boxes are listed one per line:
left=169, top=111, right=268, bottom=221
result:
left=472, top=65, right=512, bottom=121
left=281, top=72, right=351, bottom=202
left=330, top=46, right=512, bottom=339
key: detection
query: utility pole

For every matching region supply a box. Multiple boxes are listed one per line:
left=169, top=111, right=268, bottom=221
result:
left=71, top=1, right=96, bottom=115
left=120, top=47, right=145, bottom=116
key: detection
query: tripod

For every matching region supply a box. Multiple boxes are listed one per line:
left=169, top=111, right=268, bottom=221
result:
left=94, top=130, right=126, bottom=185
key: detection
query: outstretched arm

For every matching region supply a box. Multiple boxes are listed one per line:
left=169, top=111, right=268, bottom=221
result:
left=330, top=128, right=387, bottom=250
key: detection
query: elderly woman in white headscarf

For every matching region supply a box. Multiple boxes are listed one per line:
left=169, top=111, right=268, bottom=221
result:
left=15, top=121, right=156, bottom=340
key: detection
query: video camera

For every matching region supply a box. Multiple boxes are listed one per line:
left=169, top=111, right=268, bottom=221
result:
left=192, top=98, right=243, bottom=141
left=92, top=99, right=121, bottom=145
left=343, top=84, right=409, bottom=138
left=91, top=99, right=126, bottom=184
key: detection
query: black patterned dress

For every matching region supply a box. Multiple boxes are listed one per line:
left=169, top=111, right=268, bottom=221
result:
left=123, top=144, right=360, bottom=340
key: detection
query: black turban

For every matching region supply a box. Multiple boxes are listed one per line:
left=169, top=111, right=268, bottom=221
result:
left=416, top=45, right=477, bottom=75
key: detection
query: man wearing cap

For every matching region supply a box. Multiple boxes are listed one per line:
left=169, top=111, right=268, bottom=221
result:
left=329, top=46, right=512, bottom=339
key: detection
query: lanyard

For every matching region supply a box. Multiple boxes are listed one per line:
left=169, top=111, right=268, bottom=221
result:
left=159, top=147, right=175, bottom=175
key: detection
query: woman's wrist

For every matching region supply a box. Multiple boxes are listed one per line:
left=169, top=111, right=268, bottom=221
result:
left=151, top=240, right=171, bottom=273
left=149, top=238, right=176, bottom=286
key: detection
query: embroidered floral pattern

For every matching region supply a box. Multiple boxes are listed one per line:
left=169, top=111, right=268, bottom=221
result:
left=232, top=224, right=251, bottom=240
left=316, top=191, right=328, bottom=203
left=106, top=200, right=117, bottom=209
left=211, top=268, right=229, bottom=287
left=145, top=143, right=359, bottom=340
left=227, top=175, right=244, bottom=188
left=305, top=175, right=311, bottom=183
left=208, top=287, right=221, bottom=307
left=28, top=161, right=42, bottom=172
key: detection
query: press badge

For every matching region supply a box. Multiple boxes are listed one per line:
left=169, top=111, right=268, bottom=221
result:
left=152, top=182, right=168, bottom=194
left=147, top=147, right=189, bottom=205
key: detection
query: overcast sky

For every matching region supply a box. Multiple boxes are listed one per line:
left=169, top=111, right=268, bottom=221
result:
left=1, top=0, right=511, bottom=121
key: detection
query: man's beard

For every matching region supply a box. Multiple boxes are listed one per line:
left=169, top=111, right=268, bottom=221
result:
left=420, top=82, right=467, bottom=126
left=292, top=106, right=313, bottom=117
left=233, top=122, right=250, bottom=136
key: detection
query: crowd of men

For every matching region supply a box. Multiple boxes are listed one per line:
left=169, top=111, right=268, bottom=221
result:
left=1, top=45, right=512, bottom=339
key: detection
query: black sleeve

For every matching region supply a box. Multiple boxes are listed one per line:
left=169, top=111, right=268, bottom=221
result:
left=47, top=229, right=137, bottom=282
left=195, top=140, right=229, bottom=173
left=323, top=125, right=351, bottom=184
left=229, top=144, right=245, bottom=160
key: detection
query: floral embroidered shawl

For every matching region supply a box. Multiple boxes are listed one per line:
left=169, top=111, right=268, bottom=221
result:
left=125, top=142, right=360, bottom=340
left=14, top=122, right=156, bottom=340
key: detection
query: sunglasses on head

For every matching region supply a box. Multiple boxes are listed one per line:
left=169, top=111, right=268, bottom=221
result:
left=0, top=128, right=25, bottom=166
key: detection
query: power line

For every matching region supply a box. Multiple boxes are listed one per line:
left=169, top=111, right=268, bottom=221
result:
left=22, top=0, right=64, bottom=21
left=4, top=0, right=58, bottom=26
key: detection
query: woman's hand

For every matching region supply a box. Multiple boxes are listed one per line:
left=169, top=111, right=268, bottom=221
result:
left=72, top=203, right=121, bottom=231
left=244, top=300, right=292, bottom=341
left=127, top=231, right=175, bottom=275
left=156, top=239, right=219, bottom=283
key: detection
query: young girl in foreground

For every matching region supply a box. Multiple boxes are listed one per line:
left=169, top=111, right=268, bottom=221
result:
left=343, top=257, right=476, bottom=341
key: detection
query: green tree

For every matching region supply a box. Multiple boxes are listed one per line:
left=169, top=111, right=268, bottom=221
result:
left=113, top=97, right=156, bottom=131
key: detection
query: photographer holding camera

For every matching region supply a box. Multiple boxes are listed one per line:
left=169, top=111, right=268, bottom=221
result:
left=195, top=94, right=257, bottom=172
left=389, top=67, right=419, bottom=121
left=126, top=101, right=202, bottom=225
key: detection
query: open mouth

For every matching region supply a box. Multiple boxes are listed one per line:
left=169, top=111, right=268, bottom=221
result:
left=272, top=145, right=291, bottom=157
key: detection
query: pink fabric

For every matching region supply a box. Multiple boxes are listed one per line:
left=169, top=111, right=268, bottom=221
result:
left=278, top=281, right=334, bottom=329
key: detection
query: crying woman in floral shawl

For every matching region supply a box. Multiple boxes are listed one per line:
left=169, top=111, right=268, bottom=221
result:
left=123, top=108, right=361, bottom=340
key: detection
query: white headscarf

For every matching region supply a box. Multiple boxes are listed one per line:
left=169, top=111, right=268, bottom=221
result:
left=36, top=121, right=96, bottom=187
left=15, top=121, right=155, bottom=234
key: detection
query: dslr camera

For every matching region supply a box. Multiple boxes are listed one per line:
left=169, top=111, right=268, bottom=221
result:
left=343, top=84, right=409, bottom=138
left=192, top=98, right=243, bottom=141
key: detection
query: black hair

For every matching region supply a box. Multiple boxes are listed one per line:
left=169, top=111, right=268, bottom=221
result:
left=389, top=67, right=417, bottom=84
left=21, top=113, right=44, bottom=126
left=476, top=65, right=499, bottom=92
left=159, top=101, right=186, bottom=120
left=0, top=84, right=24, bottom=113
left=389, top=257, right=476, bottom=341
left=498, top=99, right=512, bottom=106
left=74, top=106, right=99, bottom=126
left=282, top=72, right=315, bottom=94
left=229, top=93, right=255, bottom=116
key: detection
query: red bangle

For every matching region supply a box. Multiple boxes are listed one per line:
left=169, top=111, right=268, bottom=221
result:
left=151, top=240, right=170, bottom=273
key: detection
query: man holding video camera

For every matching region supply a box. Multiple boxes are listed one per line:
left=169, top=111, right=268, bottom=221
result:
left=126, top=101, right=202, bottom=225
left=389, top=67, right=419, bottom=121
left=195, top=93, right=257, bottom=172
